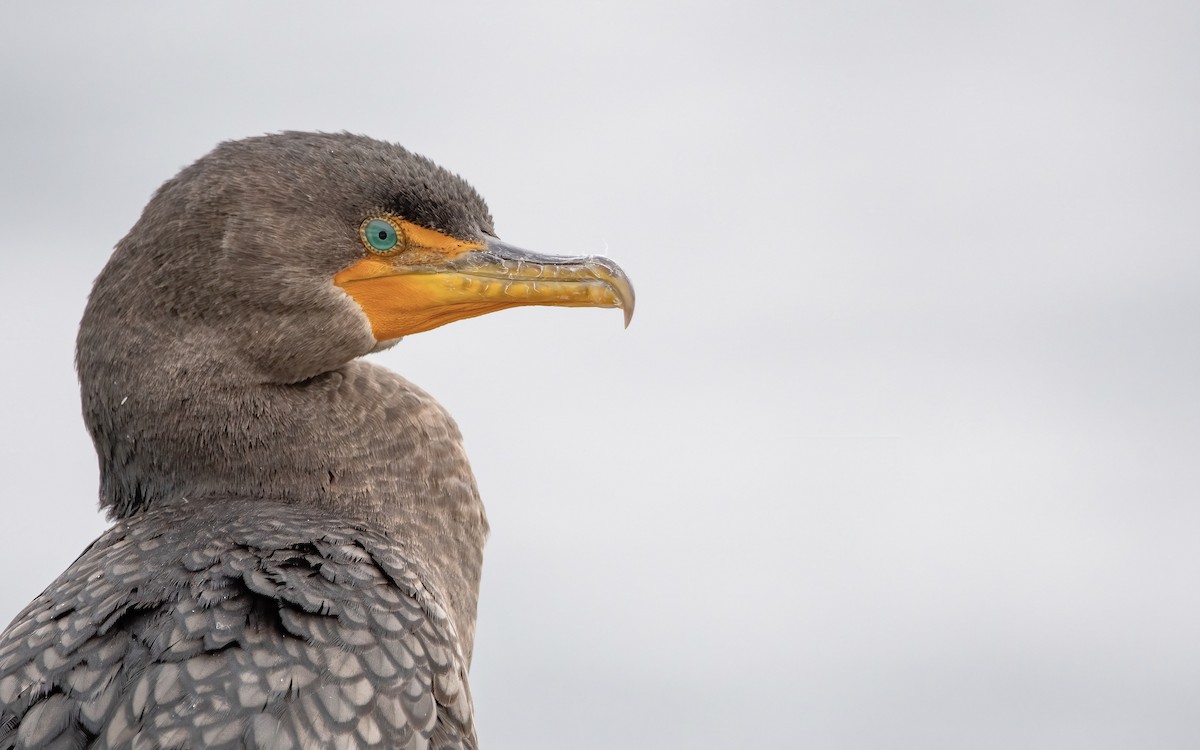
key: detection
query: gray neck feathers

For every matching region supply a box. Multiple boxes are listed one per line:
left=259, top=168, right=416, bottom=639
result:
left=75, top=264, right=488, bottom=658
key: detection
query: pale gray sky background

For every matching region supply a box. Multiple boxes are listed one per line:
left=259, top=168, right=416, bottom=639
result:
left=2, top=2, right=1198, bottom=747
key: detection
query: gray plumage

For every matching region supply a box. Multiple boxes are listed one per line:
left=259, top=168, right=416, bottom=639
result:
left=0, top=503, right=471, bottom=749
left=0, top=133, right=503, bottom=748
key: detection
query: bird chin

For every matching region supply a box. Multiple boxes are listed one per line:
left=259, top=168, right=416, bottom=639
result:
left=371, top=337, right=404, bottom=353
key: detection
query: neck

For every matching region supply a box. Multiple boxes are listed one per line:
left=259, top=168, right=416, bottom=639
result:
left=76, top=315, right=488, bottom=658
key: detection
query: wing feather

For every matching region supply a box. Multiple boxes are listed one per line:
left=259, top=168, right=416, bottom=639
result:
left=0, top=502, right=475, bottom=750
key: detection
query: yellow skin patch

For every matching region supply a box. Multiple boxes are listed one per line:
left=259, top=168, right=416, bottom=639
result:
left=335, top=216, right=486, bottom=339
left=363, top=217, right=485, bottom=263
left=335, top=266, right=520, bottom=339
left=334, top=215, right=634, bottom=340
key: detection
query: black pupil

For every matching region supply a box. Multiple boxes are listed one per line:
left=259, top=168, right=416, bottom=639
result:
left=378, top=230, right=389, bottom=240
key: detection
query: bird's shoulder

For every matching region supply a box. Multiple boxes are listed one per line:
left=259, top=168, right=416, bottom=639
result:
left=0, top=501, right=474, bottom=749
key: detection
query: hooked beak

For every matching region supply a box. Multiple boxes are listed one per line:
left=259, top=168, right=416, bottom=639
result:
left=335, top=232, right=635, bottom=340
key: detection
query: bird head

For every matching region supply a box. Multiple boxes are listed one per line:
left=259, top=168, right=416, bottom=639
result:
left=84, top=132, right=634, bottom=383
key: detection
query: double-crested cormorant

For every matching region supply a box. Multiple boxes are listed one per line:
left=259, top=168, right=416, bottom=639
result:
left=0, top=132, right=633, bottom=749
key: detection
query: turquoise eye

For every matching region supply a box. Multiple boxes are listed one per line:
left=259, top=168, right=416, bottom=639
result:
left=363, top=218, right=400, bottom=253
